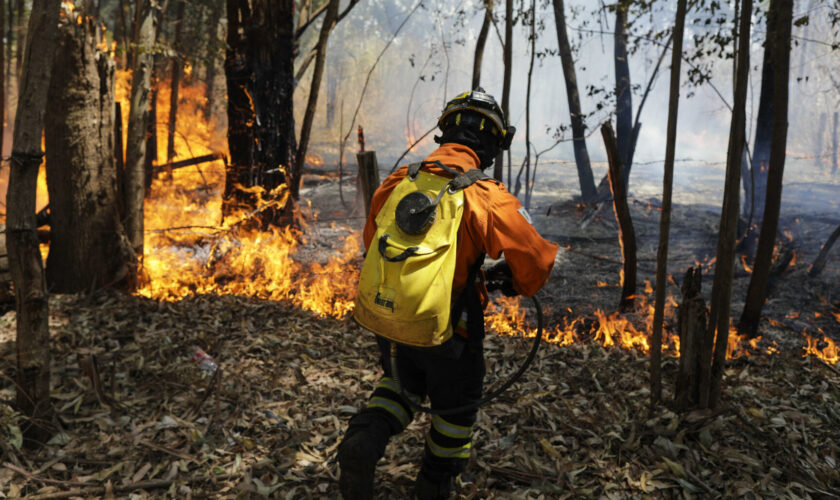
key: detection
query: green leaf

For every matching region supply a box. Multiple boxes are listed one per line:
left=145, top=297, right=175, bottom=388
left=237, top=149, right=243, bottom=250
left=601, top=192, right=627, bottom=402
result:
left=7, top=424, right=22, bottom=450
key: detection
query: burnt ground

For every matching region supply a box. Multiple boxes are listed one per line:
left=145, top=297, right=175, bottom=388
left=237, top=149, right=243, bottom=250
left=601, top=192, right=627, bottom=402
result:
left=0, top=166, right=838, bottom=499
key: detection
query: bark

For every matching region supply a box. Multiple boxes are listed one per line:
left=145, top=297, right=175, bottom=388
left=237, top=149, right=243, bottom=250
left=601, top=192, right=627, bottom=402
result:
left=815, top=112, right=826, bottom=165
left=674, top=267, right=711, bottom=411
left=493, top=0, right=512, bottom=183
left=738, top=0, right=793, bottom=339
left=471, top=0, right=493, bottom=89
left=124, top=0, right=154, bottom=256
left=166, top=0, right=186, bottom=163
left=293, top=0, right=339, bottom=200
left=223, top=0, right=296, bottom=223
left=601, top=122, right=636, bottom=311
left=13, top=0, right=22, bottom=78
left=117, top=0, right=130, bottom=68
left=4, top=0, right=11, bottom=128
left=651, top=0, right=687, bottom=407
left=748, top=5, right=778, bottom=222
left=6, top=0, right=61, bottom=445
left=551, top=0, right=596, bottom=202
left=706, top=0, right=752, bottom=409
left=44, top=13, right=136, bottom=293
left=204, top=5, right=223, bottom=120
left=614, top=0, right=633, bottom=186
left=356, top=151, right=380, bottom=217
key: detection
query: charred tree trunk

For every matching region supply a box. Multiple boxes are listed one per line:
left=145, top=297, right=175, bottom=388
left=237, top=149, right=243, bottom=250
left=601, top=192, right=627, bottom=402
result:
left=44, top=13, right=136, bottom=293
left=738, top=0, right=793, bottom=339
left=4, top=0, right=11, bottom=133
left=0, top=0, right=4, bottom=161
left=493, top=0, right=512, bottom=183
left=749, top=5, right=778, bottom=223
left=6, top=0, right=61, bottom=445
left=602, top=122, right=636, bottom=311
left=124, top=0, right=154, bottom=258
left=614, top=0, right=633, bottom=186
left=13, top=0, right=23, bottom=79
left=650, top=0, right=687, bottom=407
left=117, top=0, right=130, bottom=68
left=673, top=267, right=711, bottom=410
left=552, top=0, right=596, bottom=202
left=293, top=0, right=339, bottom=201
left=166, top=0, right=186, bottom=163
left=471, top=0, right=493, bottom=89
left=809, top=224, right=840, bottom=277
left=223, top=0, right=296, bottom=223
left=706, top=0, right=753, bottom=409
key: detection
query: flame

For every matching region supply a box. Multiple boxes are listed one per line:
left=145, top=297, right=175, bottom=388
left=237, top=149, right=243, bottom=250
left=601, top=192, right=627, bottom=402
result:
left=740, top=254, right=753, bottom=273
left=803, top=335, right=839, bottom=366
left=107, top=71, right=835, bottom=371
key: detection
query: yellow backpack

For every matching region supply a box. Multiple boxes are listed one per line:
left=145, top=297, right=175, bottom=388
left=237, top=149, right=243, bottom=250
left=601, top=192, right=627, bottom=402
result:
left=354, top=161, right=489, bottom=347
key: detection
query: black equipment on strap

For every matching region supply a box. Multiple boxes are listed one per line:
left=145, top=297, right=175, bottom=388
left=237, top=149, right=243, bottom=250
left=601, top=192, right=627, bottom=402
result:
left=378, top=234, right=418, bottom=262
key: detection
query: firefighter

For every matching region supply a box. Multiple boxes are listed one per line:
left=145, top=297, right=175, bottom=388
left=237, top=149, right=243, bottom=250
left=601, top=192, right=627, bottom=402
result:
left=338, top=88, right=558, bottom=500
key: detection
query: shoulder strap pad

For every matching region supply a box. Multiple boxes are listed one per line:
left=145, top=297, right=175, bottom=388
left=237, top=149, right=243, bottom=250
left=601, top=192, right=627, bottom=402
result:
left=449, top=168, right=491, bottom=191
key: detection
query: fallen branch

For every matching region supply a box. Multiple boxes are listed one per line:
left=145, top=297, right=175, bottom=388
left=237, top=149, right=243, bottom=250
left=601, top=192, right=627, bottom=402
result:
left=152, top=153, right=224, bottom=174
left=2, top=462, right=97, bottom=488
left=808, top=223, right=840, bottom=277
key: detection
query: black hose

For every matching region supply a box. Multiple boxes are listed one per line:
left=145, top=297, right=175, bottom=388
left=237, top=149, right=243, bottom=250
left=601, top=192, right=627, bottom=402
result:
left=392, top=296, right=543, bottom=416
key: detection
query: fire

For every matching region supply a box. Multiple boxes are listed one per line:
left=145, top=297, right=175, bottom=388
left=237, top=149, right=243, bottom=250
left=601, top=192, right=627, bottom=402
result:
left=803, top=335, right=839, bottom=366
left=740, top=254, right=753, bottom=273
left=111, top=71, right=835, bottom=370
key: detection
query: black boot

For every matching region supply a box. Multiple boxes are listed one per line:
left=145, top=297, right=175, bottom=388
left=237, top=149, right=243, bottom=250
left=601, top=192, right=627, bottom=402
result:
left=337, top=416, right=392, bottom=500
left=413, top=470, right=455, bottom=500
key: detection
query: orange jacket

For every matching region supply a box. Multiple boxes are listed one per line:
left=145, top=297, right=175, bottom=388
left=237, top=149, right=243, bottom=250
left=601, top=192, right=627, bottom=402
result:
left=363, top=143, right=558, bottom=306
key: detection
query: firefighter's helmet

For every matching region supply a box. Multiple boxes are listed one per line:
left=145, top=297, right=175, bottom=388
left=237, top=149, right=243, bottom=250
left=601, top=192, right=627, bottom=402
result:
left=437, top=88, right=516, bottom=150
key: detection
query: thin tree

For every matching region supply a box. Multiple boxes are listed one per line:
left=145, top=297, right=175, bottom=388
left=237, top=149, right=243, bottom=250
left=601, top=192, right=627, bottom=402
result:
left=706, top=0, right=753, bottom=409
left=124, top=0, right=155, bottom=259
left=6, top=0, right=61, bottom=444
left=493, top=0, right=513, bottom=183
left=737, top=0, right=793, bottom=338
left=472, top=0, right=494, bottom=89
left=166, top=0, right=187, bottom=163
left=0, top=0, right=4, bottom=161
left=552, top=0, right=596, bottom=202
left=650, top=0, right=688, bottom=407
left=293, top=0, right=339, bottom=200
left=614, top=0, right=633, bottom=185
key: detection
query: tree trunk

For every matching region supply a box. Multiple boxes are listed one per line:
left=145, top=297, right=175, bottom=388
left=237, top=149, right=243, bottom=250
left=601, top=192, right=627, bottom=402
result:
left=833, top=111, right=838, bottom=175
left=471, top=0, right=493, bottom=89
left=13, top=0, right=23, bottom=79
left=204, top=5, right=223, bottom=120
left=493, top=0, right=512, bottom=183
left=6, top=0, right=61, bottom=445
left=673, top=267, right=711, bottom=411
left=0, top=0, right=5, bottom=161
left=552, top=0, right=596, bottom=202
left=814, top=112, right=826, bottom=166
left=614, top=0, right=633, bottom=186
left=706, top=0, right=752, bottom=409
left=601, top=122, right=636, bottom=311
left=4, top=0, right=11, bottom=134
left=124, top=0, right=154, bottom=257
left=44, top=12, right=136, bottom=293
left=748, top=4, right=778, bottom=224
left=293, top=0, right=339, bottom=200
left=166, top=0, right=186, bottom=163
left=738, top=0, right=793, bottom=339
left=650, top=0, right=687, bottom=407
left=223, top=0, right=296, bottom=223
left=117, top=0, right=130, bottom=69
left=808, top=224, right=840, bottom=277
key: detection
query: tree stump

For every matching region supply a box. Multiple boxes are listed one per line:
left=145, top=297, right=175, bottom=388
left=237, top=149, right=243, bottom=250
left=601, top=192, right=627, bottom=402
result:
left=356, top=151, right=381, bottom=216
left=674, top=267, right=711, bottom=411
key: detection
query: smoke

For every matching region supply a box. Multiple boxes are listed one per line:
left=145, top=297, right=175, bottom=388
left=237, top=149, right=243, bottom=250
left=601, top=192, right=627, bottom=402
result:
left=294, top=0, right=840, bottom=213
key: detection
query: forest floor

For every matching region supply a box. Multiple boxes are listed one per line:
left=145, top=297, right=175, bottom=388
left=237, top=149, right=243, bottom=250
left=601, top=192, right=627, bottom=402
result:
left=0, top=167, right=839, bottom=499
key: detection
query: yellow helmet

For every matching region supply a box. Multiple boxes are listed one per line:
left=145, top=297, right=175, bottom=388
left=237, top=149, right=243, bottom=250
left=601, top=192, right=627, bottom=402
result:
left=437, top=88, right=516, bottom=150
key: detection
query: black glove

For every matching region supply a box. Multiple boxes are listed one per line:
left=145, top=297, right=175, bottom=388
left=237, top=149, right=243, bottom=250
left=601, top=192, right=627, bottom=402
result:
left=484, top=261, right=518, bottom=297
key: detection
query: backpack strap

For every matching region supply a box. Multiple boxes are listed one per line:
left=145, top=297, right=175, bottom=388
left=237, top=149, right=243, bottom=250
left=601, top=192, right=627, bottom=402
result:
left=449, top=168, right=490, bottom=191
left=408, top=160, right=465, bottom=180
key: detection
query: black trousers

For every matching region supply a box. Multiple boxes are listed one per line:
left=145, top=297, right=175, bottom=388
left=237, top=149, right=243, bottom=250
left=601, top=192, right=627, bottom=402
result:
left=344, top=333, right=485, bottom=479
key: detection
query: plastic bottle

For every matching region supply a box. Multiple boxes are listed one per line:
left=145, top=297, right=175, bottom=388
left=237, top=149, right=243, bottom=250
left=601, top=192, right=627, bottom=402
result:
left=190, top=346, right=218, bottom=374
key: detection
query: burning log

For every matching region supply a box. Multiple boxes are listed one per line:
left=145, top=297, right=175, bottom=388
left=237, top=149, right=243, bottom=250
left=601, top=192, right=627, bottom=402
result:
left=674, top=267, right=712, bottom=411
left=601, top=122, right=637, bottom=311
left=808, top=224, right=840, bottom=277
